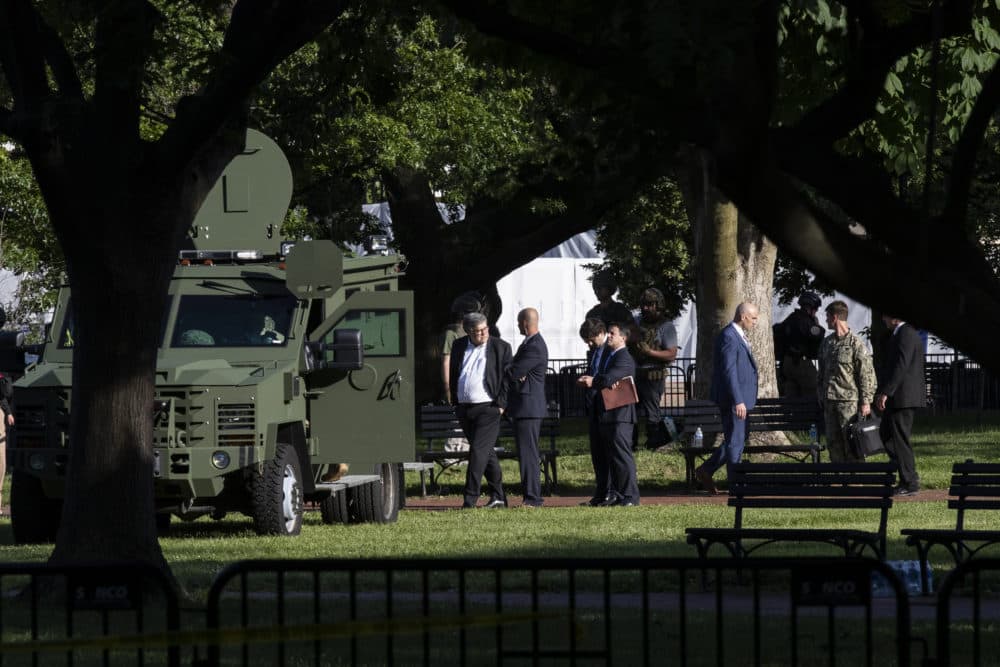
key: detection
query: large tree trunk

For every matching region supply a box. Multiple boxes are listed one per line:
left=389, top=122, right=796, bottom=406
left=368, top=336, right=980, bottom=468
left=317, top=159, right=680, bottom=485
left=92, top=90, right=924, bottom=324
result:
left=682, top=152, right=778, bottom=401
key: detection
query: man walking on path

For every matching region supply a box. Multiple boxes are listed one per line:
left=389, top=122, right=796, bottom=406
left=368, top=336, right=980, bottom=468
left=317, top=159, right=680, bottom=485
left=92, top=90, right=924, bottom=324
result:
left=875, top=316, right=925, bottom=495
left=695, top=302, right=759, bottom=494
left=817, top=300, right=876, bottom=462
left=506, top=308, right=549, bottom=508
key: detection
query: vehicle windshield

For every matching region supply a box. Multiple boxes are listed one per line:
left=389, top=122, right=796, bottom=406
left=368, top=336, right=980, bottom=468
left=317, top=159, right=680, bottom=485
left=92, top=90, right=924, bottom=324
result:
left=171, top=294, right=297, bottom=348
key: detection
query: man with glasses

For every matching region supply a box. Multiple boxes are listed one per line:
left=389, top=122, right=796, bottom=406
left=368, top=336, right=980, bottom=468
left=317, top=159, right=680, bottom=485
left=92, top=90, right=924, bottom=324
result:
left=449, top=312, right=513, bottom=508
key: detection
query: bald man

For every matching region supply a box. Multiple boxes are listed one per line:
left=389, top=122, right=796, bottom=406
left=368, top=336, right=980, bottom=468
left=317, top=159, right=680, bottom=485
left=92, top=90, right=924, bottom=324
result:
left=506, top=308, right=550, bottom=507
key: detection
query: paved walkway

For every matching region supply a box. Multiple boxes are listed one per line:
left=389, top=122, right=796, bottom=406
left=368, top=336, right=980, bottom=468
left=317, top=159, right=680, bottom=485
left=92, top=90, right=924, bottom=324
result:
left=406, top=488, right=950, bottom=510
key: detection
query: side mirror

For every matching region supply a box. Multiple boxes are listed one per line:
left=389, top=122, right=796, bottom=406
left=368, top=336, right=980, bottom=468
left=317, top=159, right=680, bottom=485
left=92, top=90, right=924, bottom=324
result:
left=304, top=329, right=364, bottom=372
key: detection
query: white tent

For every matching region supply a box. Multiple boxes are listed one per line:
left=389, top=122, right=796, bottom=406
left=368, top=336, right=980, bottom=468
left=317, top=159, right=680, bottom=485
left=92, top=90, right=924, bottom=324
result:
left=359, top=205, right=949, bottom=360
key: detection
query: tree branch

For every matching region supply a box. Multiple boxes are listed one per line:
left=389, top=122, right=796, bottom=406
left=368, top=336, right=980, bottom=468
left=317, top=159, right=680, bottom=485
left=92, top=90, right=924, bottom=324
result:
left=159, top=0, right=348, bottom=176
left=942, top=56, right=1000, bottom=225
left=793, top=0, right=975, bottom=144
left=0, top=0, right=53, bottom=138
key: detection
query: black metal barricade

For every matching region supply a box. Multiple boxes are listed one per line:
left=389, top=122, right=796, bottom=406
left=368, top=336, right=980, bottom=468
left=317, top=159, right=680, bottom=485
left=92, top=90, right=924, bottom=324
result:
left=0, top=561, right=181, bottom=667
left=203, top=557, right=910, bottom=667
left=931, top=558, right=1000, bottom=667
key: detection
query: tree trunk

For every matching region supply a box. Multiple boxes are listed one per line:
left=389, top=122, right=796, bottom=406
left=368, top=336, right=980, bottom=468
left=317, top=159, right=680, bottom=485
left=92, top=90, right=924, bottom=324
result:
left=681, top=151, right=778, bottom=402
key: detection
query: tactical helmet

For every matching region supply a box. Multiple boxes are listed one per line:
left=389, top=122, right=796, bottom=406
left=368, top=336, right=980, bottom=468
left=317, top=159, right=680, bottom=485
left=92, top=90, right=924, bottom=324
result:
left=590, top=270, right=617, bottom=291
left=451, top=291, right=485, bottom=316
left=798, top=291, right=822, bottom=310
left=640, top=287, right=666, bottom=311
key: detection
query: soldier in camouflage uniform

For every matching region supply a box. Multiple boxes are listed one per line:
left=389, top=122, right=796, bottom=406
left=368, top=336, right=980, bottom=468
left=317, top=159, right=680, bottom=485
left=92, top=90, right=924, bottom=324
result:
left=817, top=300, right=876, bottom=462
left=627, top=288, right=678, bottom=449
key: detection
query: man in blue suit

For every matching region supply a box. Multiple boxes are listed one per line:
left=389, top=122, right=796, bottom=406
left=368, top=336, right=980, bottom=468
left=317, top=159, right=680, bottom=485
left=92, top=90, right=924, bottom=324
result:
left=696, top=302, right=759, bottom=494
left=506, top=308, right=550, bottom=507
left=579, top=322, right=640, bottom=506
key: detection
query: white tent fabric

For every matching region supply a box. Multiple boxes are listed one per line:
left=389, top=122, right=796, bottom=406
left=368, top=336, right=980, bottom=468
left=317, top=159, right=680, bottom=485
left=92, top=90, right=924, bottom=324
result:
left=357, top=205, right=949, bottom=360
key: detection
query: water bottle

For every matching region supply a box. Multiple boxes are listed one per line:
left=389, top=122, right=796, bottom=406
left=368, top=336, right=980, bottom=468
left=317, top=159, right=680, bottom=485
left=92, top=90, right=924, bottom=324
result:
left=809, top=423, right=818, bottom=445
left=693, top=427, right=704, bottom=449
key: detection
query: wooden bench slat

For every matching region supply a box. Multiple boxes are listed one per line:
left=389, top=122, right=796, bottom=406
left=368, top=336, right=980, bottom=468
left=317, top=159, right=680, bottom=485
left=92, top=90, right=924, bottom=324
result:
left=687, top=462, right=894, bottom=562
left=416, top=405, right=560, bottom=496
left=903, top=460, right=1000, bottom=595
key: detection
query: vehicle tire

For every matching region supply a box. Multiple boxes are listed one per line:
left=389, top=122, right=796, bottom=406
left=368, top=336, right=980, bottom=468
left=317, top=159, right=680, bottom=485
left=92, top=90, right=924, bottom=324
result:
left=319, top=490, right=349, bottom=525
left=348, top=462, right=400, bottom=524
left=251, top=443, right=304, bottom=536
left=10, top=471, right=62, bottom=544
left=155, top=513, right=172, bottom=535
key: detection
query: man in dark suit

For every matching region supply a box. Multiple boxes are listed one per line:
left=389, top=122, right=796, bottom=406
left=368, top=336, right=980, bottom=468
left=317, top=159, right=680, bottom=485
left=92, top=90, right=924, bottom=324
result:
left=506, top=308, right=549, bottom=508
left=577, top=318, right=614, bottom=506
left=696, top=302, right=759, bottom=494
left=579, top=322, right=640, bottom=506
left=450, top=312, right=513, bottom=508
left=875, top=316, right=926, bottom=495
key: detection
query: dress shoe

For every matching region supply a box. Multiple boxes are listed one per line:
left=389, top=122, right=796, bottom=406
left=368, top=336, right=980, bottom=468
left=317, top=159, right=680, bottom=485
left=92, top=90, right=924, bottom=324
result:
left=579, top=498, right=603, bottom=507
left=694, top=466, right=719, bottom=495
left=521, top=502, right=542, bottom=509
left=598, top=495, right=622, bottom=507
left=485, top=497, right=508, bottom=509
left=894, top=485, right=919, bottom=496
left=618, top=500, right=639, bottom=507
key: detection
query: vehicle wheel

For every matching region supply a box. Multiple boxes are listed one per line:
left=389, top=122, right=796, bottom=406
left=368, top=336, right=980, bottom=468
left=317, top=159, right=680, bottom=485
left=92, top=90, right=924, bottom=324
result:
left=251, top=443, right=304, bottom=536
left=348, top=462, right=400, bottom=524
left=11, top=472, right=62, bottom=544
left=319, top=491, right=349, bottom=525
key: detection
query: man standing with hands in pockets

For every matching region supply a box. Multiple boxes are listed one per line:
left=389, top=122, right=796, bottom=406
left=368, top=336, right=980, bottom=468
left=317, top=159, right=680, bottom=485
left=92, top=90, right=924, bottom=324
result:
left=506, top=308, right=549, bottom=508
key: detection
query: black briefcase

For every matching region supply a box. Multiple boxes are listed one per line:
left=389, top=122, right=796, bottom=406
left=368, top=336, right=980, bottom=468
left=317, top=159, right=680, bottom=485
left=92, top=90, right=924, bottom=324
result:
left=845, top=414, right=885, bottom=459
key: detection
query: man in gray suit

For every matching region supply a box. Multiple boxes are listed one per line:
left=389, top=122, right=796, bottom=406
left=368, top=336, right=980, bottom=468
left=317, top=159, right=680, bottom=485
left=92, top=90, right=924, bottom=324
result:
left=506, top=308, right=549, bottom=508
left=875, top=316, right=925, bottom=495
left=696, top=302, right=759, bottom=494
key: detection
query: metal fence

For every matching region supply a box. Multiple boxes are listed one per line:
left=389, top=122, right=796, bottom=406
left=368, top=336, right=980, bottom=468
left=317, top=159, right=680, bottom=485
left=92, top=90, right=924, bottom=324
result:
left=550, top=354, right=1000, bottom=416
left=931, top=558, right=1000, bottom=667
left=202, top=557, right=910, bottom=667
left=0, top=561, right=181, bottom=667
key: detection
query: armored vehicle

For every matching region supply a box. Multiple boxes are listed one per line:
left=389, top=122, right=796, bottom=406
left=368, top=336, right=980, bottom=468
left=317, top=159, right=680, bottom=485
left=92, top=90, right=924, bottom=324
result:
left=8, top=130, right=414, bottom=541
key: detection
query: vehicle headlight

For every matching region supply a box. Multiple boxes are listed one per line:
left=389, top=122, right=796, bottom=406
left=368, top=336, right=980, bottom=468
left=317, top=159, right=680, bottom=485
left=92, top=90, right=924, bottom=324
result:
left=211, top=451, right=231, bottom=470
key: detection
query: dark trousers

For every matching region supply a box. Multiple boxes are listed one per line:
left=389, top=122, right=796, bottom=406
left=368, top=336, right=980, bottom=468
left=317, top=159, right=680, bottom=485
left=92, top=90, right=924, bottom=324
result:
left=514, top=418, right=543, bottom=505
left=636, top=373, right=666, bottom=447
left=458, top=403, right=505, bottom=506
left=881, top=406, right=918, bottom=489
left=600, top=421, right=639, bottom=503
left=703, top=406, right=747, bottom=480
left=588, top=414, right=612, bottom=501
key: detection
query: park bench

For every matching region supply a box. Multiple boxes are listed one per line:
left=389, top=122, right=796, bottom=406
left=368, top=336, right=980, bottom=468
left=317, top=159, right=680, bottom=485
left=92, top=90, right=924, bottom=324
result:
left=901, top=460, right=1000, bottom=594
left=672, top=397, right=826, bottom=491
left=686, top=462, right=896, bottom=560
left=417, top=404, right=560, bottom=496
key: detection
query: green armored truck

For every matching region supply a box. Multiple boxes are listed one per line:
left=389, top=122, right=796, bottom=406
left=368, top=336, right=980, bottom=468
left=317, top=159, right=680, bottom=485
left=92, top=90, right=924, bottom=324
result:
left=9, top=130, right=414, bottom=542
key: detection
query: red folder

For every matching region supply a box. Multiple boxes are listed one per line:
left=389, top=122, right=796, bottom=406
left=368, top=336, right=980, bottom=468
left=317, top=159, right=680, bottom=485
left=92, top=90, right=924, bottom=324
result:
left=601, top=376, right=639, bottom=410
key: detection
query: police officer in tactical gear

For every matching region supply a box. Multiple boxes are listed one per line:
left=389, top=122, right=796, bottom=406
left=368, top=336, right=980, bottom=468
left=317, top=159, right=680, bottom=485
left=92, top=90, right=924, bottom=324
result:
left=776, top=291, right=825, bottom=398
left=585, top=270, right=633, bottom=327
left=627, top=287, right=678, bottom=449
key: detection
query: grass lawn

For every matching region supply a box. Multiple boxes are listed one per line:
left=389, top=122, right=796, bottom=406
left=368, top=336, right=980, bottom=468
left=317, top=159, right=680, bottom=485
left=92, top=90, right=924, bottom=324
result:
left=1, top=411, right=999, bottom=601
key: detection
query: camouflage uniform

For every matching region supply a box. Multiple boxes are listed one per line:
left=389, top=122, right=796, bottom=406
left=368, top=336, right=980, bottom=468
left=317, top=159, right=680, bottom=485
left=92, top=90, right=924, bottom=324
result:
left=817, top=330, right=877, bottom=462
